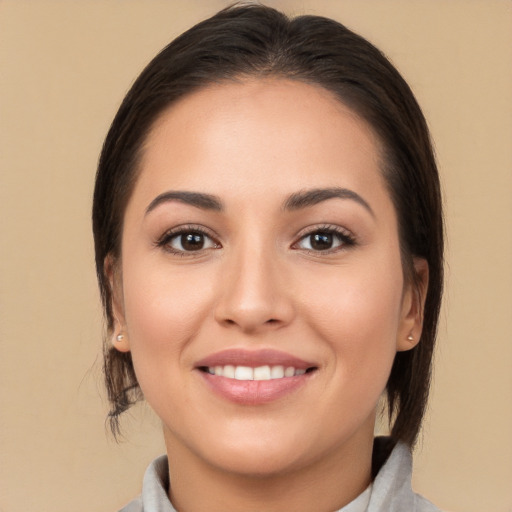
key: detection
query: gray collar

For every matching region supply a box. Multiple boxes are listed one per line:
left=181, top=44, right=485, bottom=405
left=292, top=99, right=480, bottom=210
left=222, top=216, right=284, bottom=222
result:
left=120, top=440, right=440, bottom=512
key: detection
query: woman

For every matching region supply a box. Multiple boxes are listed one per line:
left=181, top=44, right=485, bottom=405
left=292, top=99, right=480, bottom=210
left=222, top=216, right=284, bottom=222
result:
left=93, top=4, right=443, bottom=511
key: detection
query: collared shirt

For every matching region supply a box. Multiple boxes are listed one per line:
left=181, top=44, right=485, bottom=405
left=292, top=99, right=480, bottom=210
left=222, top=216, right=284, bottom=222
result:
left=119, top=441, right=441, bottom=511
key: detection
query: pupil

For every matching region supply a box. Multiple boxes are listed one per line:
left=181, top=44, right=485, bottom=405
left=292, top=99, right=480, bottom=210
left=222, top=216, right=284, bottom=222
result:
left=182, top=233, right=204, bottom=251
left=311, top=233, right=332, bottom=250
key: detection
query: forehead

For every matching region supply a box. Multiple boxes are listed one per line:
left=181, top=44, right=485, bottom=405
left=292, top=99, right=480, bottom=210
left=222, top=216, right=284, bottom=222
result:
left=133, top=78, right=389, bottom=211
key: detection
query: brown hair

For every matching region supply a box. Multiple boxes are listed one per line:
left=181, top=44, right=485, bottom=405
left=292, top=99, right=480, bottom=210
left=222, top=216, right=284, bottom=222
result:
left=93, top=3, right=443, bottom=446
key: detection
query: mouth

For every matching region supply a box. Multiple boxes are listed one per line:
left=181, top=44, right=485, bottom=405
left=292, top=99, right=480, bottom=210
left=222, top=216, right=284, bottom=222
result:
left=195, top=349, right=318, bottom=404
left=198, top=364, right=316, bottom=380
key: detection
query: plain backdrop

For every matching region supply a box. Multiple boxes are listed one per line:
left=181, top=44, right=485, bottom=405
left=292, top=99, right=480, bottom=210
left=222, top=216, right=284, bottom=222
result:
left=1, top=1, right=511, bottom=511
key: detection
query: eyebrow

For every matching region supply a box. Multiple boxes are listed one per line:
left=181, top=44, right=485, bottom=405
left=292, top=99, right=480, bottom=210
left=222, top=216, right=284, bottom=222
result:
left=283, top=187, right=374, bottom=217
left=145, top=187, right=374, bottom=217
left=145, top=191, right=223, bottom=215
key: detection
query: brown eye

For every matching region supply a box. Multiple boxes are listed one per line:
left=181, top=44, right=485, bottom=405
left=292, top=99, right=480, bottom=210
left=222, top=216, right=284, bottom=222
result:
left=294, top=228, right=354, bottom=253
left=310, top=233, right=334, bottom=251
left=181, top=233, right=205, bottom=251
left=298, top=232, right=339, bottom=251
left=167, top=231, right=217, bottom=252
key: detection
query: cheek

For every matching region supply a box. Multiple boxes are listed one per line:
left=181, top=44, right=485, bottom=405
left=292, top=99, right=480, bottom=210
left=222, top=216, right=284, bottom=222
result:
left=120, top=258, right=215, bottom=380
left=299, top=258, right=404, bottom=383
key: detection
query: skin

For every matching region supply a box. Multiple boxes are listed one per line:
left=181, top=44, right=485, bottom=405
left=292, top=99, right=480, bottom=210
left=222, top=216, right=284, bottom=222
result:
left=111, top=79, right=427, bottom=512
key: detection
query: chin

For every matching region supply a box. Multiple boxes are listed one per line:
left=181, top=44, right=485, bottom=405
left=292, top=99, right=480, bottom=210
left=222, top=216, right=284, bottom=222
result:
left=164, top=415, right=315, bottom=477
left=181, top=415, right=357, bottom=478
left=202, top=440, right=309, bottom=477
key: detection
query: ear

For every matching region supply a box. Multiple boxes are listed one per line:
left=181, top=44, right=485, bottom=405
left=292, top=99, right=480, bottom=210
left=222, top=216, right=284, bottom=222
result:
left=396, top=258, right=429, bottom=352
left=105, top=255, right=131, bottom=353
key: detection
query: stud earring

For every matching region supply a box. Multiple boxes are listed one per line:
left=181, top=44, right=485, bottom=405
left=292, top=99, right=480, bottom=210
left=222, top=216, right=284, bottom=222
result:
left=116, top=333, right=125, bottom=342
left=407, top=334, right=414, bottom=341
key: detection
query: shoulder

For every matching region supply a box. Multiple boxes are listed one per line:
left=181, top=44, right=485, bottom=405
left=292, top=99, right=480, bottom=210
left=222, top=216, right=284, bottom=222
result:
left=367, top=439, right=442, bottom=512
left=118, top=454, right=173, bottom=512
left=415, top=493, right=443, bottom=512
left=118, top=495, right=143, bottom=512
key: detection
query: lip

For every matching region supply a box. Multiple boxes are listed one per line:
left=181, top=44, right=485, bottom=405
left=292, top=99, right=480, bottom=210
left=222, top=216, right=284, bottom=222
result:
left=195, top=349, right=317, bottom=405
left=195, top=348, right=315, bottom=369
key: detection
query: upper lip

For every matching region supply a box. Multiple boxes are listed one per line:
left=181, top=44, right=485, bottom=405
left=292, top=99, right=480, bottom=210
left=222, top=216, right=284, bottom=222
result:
left=195, top=348, right=316, bottom=370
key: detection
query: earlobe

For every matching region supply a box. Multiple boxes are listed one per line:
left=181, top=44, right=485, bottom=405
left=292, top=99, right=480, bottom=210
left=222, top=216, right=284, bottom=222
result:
left=396, top=258, right=429, bottom=352
left=113, top=331, right=131, bottom=353
left=104, top=255, right=131, bottom=353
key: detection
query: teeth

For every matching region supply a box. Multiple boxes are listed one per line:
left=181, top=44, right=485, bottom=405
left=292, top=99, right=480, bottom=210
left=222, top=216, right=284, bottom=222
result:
left=223, top=365, right=235, bottom=378
left=270, top=366, right=284, bottom=378
left=253, top=365, right=271, bottom=380
left=234, top=366, right=253, bottom=380
left=284, top=366, right=295, bottom=377
left=206, top=364, right=309, bottom=380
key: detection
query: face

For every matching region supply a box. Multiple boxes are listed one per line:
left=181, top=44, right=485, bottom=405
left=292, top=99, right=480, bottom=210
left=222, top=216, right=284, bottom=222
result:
left=112, top=79, right=422, bottom=477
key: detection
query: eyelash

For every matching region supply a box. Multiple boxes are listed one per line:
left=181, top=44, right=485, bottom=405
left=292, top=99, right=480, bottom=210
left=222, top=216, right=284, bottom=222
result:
left=155, top=224, right=356, bottom=256
left=292, top=224, right=356, bottom=255
left=155, top=225, right=220, bottom=256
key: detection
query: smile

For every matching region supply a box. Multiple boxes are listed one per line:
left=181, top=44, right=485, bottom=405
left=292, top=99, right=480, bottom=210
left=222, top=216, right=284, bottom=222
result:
left=201, top=365, right=310, bottom=380
left=195, top=349, right=318, bottom=404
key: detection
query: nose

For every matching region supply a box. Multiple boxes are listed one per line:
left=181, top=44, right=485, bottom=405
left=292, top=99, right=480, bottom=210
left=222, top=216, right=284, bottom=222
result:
left=214, top=243, right=295, bottom=334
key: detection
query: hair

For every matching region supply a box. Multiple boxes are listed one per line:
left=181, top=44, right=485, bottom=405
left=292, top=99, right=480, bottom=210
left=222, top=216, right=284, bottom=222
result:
left=93, top=3, right=443, bottom=447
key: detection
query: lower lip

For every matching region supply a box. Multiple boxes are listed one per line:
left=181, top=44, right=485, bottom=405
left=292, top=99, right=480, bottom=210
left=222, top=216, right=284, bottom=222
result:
left=198, top=371, right=313, bottom=405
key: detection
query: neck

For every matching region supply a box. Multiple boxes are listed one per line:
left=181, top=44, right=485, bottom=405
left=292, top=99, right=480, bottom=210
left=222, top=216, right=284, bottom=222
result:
left=164, top=428, right=374, bottom=512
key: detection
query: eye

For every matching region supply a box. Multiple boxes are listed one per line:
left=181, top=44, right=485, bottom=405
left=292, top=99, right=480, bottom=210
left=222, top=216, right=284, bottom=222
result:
left=157, top=227, right=220, bottom=254
left=170, top=232, right=216, bottom=252
left=294, top=227, right=355, bottom=253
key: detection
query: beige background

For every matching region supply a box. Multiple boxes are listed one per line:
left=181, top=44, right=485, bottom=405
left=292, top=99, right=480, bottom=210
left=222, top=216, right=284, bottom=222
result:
left=1, top=1, right=511, bottom=511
